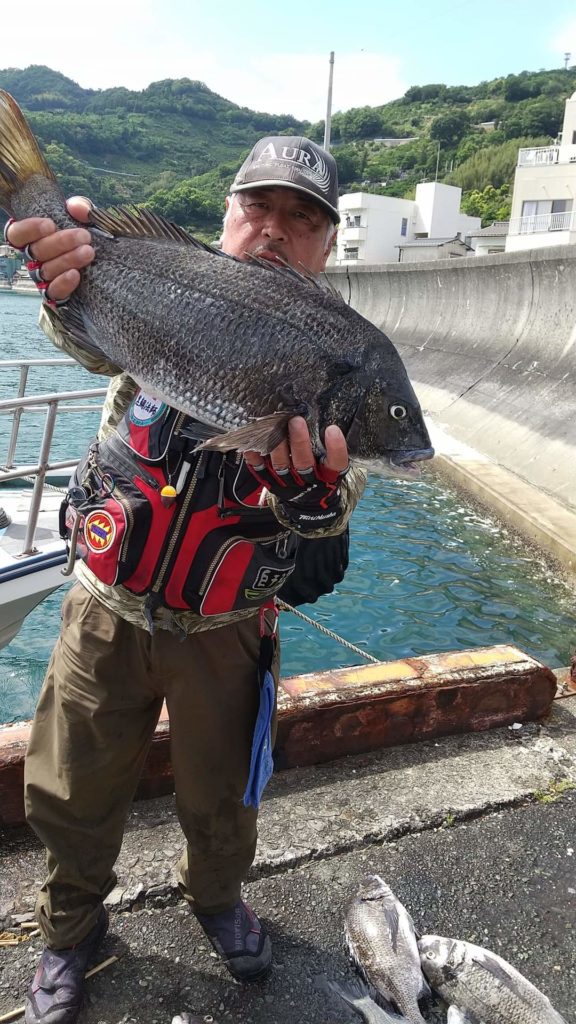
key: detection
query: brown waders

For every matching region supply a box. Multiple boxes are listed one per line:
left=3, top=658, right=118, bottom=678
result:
left=24, top=585, right=279, bottom=950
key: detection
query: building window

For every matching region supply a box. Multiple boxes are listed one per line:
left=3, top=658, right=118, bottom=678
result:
left=520, top=199, right=572, bottom=233
left=400, top=217, right=408, bottom=237
left=551, top=199, right=573, bottom=214
left=343, top=247, right=359, bottom=260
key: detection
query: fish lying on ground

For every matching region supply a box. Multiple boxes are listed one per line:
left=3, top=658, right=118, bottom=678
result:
left=344, top=876, right=430, bottom=1024
left=0, top=90, right=433, bottom=470
left=170, top=1015, right=205, bottom=1024
left=418, top=934, right=569, bottom=1024
left=326, top=978, right=409, bottom=1022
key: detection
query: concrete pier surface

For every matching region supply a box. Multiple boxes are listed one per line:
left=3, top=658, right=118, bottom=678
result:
left=1, top=693, right=575, bottom=1023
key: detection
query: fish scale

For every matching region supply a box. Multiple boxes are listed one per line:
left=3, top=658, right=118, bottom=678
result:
left=0, top=89, right=434, bottom=470
left=419, top=935, right=568, bottom=1024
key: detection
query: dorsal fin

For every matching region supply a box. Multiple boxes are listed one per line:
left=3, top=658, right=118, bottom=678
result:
left=243, top=251, right=323, bottom=291
left=88, top=204, right=218, bottom=251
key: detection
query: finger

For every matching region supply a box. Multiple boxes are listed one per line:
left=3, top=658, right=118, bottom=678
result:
left=323, top=425, right=349, bottom=474
left=6, top=217, right=57, bottom=250
left=27, top=227, right=94, bottom=268
left=66, top=196, right=94, bottom=223
left=269, top=438, right=291, bottom=472
left=286, top=416, right=314, bottom=471
left=45, top=269, right=82, bottom=302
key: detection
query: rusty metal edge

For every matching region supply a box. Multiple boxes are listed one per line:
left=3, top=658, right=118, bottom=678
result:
left=0, top=648, right=566, bottom=828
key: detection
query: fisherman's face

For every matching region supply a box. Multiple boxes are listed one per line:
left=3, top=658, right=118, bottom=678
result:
left=222, top=187, right=336, bottom=275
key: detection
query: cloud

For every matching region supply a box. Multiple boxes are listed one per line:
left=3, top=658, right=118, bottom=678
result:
left=185, top=53, right=408, bottom=121
left=3, top=0, right=406, bottom=121
left=549, top=17, right=576, bottom=63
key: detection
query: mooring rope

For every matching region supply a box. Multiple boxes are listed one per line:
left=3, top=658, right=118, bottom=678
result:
left=277, top=599, right=381, bottom=664
left=0, top=468, right=67, bottom=494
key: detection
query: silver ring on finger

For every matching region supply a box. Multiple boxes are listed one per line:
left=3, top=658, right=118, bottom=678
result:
left=28, top=264, right=46, bottom=286
left=23, top=243, right=36, bottom=263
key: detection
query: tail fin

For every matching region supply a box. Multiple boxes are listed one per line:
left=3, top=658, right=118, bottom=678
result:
left=325, top=978, right=404, bottom=1021
left=0, top=91, right=56, bottom=215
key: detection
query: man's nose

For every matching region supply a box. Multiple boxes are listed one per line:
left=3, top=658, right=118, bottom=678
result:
left=261, top=210, right=287, bottom=240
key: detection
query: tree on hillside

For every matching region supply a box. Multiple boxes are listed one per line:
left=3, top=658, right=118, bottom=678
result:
left=502, top=97, right=564, bottom=139
left=447, top=135, right=553, bottom=191
left=460, top=184, right=511, bottom=225
left=430, top=110, right=471, bottom=147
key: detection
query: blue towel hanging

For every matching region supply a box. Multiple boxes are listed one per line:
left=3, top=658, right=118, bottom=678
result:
left=243, top=667, right=275, bottom=809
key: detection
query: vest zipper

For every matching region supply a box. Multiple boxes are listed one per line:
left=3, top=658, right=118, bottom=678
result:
left=148, top=454, right=204, bottom=599
left=198, top=531, right=290, bottom=597
left=105, top=437, right=160, bottom=490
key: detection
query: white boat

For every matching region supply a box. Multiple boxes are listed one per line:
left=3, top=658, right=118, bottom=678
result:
left=10, top=269, right=40, bottom=295
left=0, top=358, right=106, bottom=650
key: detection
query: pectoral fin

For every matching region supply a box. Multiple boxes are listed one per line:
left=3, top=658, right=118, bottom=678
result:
left=194, top=411, right=294, bottom=455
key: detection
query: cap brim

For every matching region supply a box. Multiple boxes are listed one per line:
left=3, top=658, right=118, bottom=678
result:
left=231, top=179, right=340, bottom=224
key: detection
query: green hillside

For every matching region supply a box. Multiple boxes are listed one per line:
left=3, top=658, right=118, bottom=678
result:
left=1, top=64, right=575, bottom=235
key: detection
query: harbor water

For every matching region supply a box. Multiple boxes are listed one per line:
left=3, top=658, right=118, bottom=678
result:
left=1, top=290, right=575, bottom=723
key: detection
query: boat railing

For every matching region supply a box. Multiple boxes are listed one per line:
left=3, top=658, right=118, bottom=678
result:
left=0, top=359, right=106, bottom=556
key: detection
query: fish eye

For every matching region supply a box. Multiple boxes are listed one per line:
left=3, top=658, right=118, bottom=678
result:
left=425, top=951, right=436, bottom=960
left=390, top=404, right=407, bottom=420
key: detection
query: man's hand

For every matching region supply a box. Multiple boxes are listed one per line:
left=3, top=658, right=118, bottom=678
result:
left=244, top=417, right=349, bottom=533
left=244, top=416, right=348, bottom=478
left=5, top=197, right=94, bottom=302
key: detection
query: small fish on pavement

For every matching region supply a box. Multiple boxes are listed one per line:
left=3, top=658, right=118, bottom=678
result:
left=344, top=876, right=430, bottom=1023
left=418, top=934, right=569, bottom=1024
left=0, top=90, right=433, bottom=472
left=326, top=977, right=410, bottom=1022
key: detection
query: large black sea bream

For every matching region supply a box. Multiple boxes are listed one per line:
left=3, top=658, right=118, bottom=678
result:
left=0, top=91, right=433, bottom=470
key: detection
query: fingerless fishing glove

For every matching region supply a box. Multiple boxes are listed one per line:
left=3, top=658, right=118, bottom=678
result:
left=247, top=458, right=347, bottom=533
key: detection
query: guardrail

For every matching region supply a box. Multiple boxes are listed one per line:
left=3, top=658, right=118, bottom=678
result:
left=0, top=359, right=106, bottom=555
left=508, top=210, right=576, bottom=235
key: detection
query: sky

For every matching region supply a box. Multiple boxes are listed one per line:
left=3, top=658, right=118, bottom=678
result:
left=5, top=0, right=576, bottom=121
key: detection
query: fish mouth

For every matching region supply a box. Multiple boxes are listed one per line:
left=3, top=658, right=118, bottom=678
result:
left=388, top=447, right=435, bottom=478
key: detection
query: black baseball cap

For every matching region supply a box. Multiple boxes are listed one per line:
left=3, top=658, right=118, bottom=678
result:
left=231, top=136, right=340, bottom=224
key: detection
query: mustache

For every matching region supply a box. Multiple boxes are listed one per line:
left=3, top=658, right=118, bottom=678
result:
left=249, top=243, right=289, bottom=261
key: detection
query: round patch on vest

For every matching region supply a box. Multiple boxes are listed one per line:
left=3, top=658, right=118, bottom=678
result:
left=84, top=510, right=116, bottom=553
left=130, top=390, right=166, bottom=426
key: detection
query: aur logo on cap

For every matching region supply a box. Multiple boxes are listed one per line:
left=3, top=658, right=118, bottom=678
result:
left=231, top=135, right=340, bottom=224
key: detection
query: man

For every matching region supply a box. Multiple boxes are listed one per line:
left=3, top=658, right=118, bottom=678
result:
left=6, top=136, right=365, bottom=1024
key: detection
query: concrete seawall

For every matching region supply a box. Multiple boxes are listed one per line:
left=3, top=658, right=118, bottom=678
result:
left=327, top=245, right=576, bottom=512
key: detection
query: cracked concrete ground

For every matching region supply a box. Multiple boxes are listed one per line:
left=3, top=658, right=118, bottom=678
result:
left=1, top=697, right=575, bottom=1023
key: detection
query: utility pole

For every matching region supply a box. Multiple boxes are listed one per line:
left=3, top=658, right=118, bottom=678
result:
left=324, top=51, right=335, bottom=151
left=435, top=141, right=441, bottom=181
left=564, top=52, right=571, bottom=70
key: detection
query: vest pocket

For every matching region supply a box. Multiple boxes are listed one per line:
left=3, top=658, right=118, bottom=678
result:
left=175, top=532, right=297, bottom=615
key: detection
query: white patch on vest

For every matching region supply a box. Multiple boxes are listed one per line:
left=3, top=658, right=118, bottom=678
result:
left=130, top=390, right=167, bottom=426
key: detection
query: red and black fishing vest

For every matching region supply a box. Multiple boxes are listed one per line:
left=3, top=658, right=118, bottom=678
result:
left=61, top=389, right=297, bottom=617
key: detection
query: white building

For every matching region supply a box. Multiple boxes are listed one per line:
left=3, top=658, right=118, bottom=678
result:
left=467, top=221, right=509, bottom=256
left=397, top=236, right=472, bottom=262
left=506, top=91, right=576, bottom=252
left=333, top=182, right=481, bottom=265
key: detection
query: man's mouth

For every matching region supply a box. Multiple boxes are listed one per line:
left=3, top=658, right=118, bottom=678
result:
left=251, top=246, right=288, bottom=266
left=257, top=251, right=284, bottom=265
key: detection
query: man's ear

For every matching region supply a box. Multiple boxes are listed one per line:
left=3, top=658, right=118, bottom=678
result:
left=225, top=196, right=231, bottom=214
left=324, top=228, right=338, bottom=258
